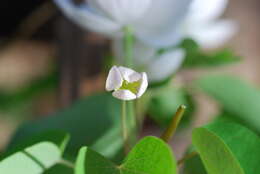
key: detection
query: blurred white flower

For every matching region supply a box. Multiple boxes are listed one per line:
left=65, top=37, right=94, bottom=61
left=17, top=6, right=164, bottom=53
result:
left=54, top=0, right=192, bottom=47
left=106, top=66, right=148, bottom=100
left=113, top=40, right=185, bottom=83
left=183, top=0, right=237, bottom=49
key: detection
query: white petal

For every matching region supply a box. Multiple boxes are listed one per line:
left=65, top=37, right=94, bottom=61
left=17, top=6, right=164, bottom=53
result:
left=112, top=39, right=156, bottom=67
left=187, top=0, right=228, bottom=23
left=54, top=0, right=121, bottom=36
left=112, top=90, right=136, bottom=100
left=105, top=66, right=123, bottom=91
left=147, top=49, right=185, bottom=82
left=88, top=0, right=151, bottom=24
left=136, top=73, right=148, bottom=98
left=133, top=0, right=193, bottom=47
left=118, top=66, right=141, bottom=82
left=187, top=20, right=237, bottom=49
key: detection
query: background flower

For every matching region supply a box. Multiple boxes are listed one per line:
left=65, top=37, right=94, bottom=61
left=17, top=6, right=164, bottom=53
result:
left=54, top=0, right=193, bottom=47
left=113, top=40, right=185, bottom=83
left=182, top=0, right=237, bottom=49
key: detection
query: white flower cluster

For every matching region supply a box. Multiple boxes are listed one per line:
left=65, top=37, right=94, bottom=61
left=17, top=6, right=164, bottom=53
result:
left=54, top=0, right=237, bottom=99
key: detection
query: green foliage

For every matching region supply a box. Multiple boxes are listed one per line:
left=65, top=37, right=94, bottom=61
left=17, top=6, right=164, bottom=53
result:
left=1, top=131, right=69, bottom=160
left=8, top=93, right=123, bottom=161
left=44, top=164, right=73, bottom=174
left=0, top=131, right=70, bottom=174
left=196, top=75, right=260, bottom=134
left=148, top=86, right=194, bottom=128
left=180, top=38, right=239, bottom=68
left=75, top=136, right=176, bottom=174
left=192, top=122, right=260, bottom=174
left=182, top=154, right=207, bottom=174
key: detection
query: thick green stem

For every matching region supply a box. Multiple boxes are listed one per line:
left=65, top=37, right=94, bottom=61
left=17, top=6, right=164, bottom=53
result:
left=121, top=101, right=128, bottom=153
left=123, top=26, right=134, bottom=68
left=161, top=105, right=186, bottom=143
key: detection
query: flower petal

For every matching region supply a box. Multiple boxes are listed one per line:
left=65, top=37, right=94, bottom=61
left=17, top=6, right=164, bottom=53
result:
left=133, top=0, right=193, bottom=47
left=187, top=0, right=228, bottom=23
left=147, top=49, right=185, bottom=82
left=187, top=20, right=237, bottom=49
left=54, top=0, right=121, bottom=36
left=88, top=0, right=151, bottom=24
left=118, top=66, right=141, bottom=82
left=136, top=72, right=148, bottom=98
left=112, top=90, right=136, bottom=100
left=105, top=66, right=123, bottom=91
left=112, top=39, right=156, bottom=67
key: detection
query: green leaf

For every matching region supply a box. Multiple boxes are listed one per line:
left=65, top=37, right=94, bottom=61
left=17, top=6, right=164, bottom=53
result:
left=196, top=75, right=260, bottom=134
left=148, top=86, right=194, bottom=128
left=8, top=93, right=123, bottom=161
left=180, top=38, right=239, bottom=68
left=192, top=122, right=260, bottom=174
left=3, top=131, right=69, bottom=160
left=44, top=164, right=74, bottom=174
left=75, top=136, right=177, bottom=174
left=182, top=154, right=207, bottom=174
left=75, top=147, right=119, bottom=174
left=0, top=142, right=62, bottom=174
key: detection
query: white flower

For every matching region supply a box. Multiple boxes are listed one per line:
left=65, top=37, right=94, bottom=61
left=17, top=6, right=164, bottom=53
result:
left=106, top=66, right=148, bottom=100
left=54, top=0, right=193, bottom=47
left=113, top=40, right=185, bottom=83
left=182, top=0, right=237, bottom=49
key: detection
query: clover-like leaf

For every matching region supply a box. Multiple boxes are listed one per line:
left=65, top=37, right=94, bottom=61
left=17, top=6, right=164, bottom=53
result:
left=0, top=142, right=62, bottom=174
left=75, top=136, right=177, bottom=174
left=44, top=164, right=74, bottom=174
left=3, top=131, right=69, bottom=160
left=192, top=122, right=260, bottom=174
left=9, top=93, right=124, bottom=161
left=182, top=154, right=207, bottom=174
left=0, top=131, right=70, bottom=174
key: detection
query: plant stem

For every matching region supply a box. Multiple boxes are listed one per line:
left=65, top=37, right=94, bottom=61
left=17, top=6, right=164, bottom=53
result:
left=123, top=26, right=134, bottom=68
left=161, top=105, right=186, bottom=143
left=121, top=100, right=128, bottom=153
left=121, top=26, right=136, bottom=153
left=177, top=151, right=198, bottom=165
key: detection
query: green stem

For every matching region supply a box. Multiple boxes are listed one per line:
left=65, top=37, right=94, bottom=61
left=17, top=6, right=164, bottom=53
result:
left=121, top=100, right=128, bottom=153
left=161, top=105, right=186, bottom=143
left=123, top=26, right=134, bottom=67
left=121, top=26, right=136, bottom=153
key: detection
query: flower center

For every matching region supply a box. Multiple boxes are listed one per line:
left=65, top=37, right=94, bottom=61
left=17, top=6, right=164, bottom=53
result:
left=119, top=80, right=141, bottom=94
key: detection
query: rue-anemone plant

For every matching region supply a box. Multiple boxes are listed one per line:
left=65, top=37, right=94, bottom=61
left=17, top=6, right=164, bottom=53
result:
left=1, top=1, right=260, bottom=174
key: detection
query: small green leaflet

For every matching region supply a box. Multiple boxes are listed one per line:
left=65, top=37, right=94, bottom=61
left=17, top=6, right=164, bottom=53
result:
left=0, top=142, right=62, bottom=174
left=75, top=136, right=177, bottom=174
left=8, top=93, right=124, bottom=161
left=192, top=122, right=260, bottom=174
left=0, top=131, right=70, bottom=174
